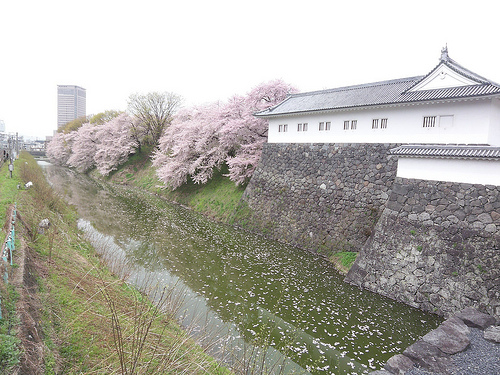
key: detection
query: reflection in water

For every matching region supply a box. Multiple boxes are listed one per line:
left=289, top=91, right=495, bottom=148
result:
left=43, top=164, right=442, bottom=374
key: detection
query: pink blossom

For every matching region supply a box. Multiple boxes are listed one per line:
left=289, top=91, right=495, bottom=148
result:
left=68, top=123, right=99, bottom=173
left=153, top=80, right=296, bottom=188
left=46, top=132, right=76, bottom=166
left=94, top=113, right=138, bottom=175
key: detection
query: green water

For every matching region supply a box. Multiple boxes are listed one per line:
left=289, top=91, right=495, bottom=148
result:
left=42, top=164, right=442, bottom=374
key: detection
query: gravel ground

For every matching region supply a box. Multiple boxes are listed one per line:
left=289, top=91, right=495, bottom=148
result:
left=406, top=328, right=500, bottom=375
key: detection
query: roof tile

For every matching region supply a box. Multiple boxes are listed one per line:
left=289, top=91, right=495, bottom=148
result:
left=389, top=145, right=500, bottom=160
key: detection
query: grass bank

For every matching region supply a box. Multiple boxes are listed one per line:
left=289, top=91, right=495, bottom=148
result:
left=94, top=149, right=246, bottom=222
left=0, top=152, right=230, bottom=374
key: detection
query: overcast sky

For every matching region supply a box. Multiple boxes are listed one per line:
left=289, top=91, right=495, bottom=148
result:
left=1, top=0, right=499, bottom=139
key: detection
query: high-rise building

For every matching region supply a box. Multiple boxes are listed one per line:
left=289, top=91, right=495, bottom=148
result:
left=57, top=85, right=86, bottom=129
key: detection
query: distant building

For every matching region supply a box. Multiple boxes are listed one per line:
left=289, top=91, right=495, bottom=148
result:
left=57, top=85, right=86, bottom=129
left=0, top=119, right=5, bottom=132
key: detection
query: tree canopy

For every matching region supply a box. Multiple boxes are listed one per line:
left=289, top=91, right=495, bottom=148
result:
left=153, top=80, right=296, bottom=189
left=127, top=92, right=182, bottom=148
left=48, top=113, right=137, bottom=175
left=47, top=81, right=295, bottom=188
left=89, top=110, right=123, bottom=125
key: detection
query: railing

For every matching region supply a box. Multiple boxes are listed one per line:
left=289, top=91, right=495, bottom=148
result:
left=0, top=203, right=16, bottom=319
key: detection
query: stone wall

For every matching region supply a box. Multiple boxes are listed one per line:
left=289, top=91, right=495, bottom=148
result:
left=346, top=178, right=500, bottom=319
left=239, top=143, right=499, bottom=319
left=236, top=143, right=398, bottom=255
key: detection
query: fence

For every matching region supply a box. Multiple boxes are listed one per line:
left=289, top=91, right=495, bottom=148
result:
left=0, top=203, right=17, bottom=319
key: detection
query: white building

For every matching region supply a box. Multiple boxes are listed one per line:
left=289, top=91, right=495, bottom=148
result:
left=255, top=48, right=500, bottom=186
left=57, top=85, right=86, bottom=129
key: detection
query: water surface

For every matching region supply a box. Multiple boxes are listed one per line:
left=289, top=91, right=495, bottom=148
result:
left=42, top=164, right=442, bottom=374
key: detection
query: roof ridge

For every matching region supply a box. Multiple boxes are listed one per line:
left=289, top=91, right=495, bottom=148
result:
left=444, top=58, right=500, bottom=87
left=404, top=53, right=500, bottom=94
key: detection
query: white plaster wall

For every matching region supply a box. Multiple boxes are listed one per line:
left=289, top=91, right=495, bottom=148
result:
left=267, top=99, right=499, bottom=145
left=396, top=157, right=500, bottom=186
left=487, top=98, right=500, bottom=145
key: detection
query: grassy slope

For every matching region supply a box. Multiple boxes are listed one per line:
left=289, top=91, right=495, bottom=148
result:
left=94, top=150, right=246, bottom=222
left=0, top=153, right=229, bottom=374
left=0, top=160, right=22, bottom=373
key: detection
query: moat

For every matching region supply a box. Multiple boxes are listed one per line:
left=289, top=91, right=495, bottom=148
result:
left=42, top=163, right=442, bottom=374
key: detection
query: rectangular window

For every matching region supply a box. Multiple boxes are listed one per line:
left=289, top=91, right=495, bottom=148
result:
left=343, top=120, right=350, bottom=130
left=381, top=118, right=388, bottom=129
left=297, top=123, right=308, bottom=132
left=279, top=124, right=288, bottom=132
left=319, top=122, right=324, bottom=131
left=372, top=119, right=379, bottom=129
left=351, top=120, right=357, bottom=130
left=423, top=116, right=436, bottom=128
left=325, top=121, right=331, bottom=131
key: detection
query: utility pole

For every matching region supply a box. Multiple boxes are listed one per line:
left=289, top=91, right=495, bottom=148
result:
left=7, top=135, right=12, bottom=161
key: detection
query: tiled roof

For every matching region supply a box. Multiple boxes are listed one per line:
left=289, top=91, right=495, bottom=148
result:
left=390, top=144, right=500, bottom=160
left=255, top=77, right=423, bottom=116
left=255, top=52, right=500, bottom=118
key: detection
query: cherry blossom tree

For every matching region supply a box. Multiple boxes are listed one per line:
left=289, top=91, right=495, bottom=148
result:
left=153, top=80, right=296, bottom=189
left=47, top=110, right=142, bottom=175
left=46, top=132, right=76, bottom=166
left=94, top=113, right=138, bottom=176
left=153, top=103, right=226, bottom=188
left=219, top=80, right=296, bottom=184
left=68, top=123, right=99, bottom=173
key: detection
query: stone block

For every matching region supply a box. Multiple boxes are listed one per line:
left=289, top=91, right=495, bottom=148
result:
left=485, top=223, right=497, bottom=233
left=384, top=354, right=414, bottom=374
left=418, top=212, right=431, bottom=221
left=477, top=212, right=493, bottom=224
left=429, top=293, right=442, bottom=306
left=421, top=317, right=470, bottom=354
left=454, top=209, right=466, bottom=221
left=441, top=316, right=470, bottom=336
left=403, top=340, right=452, bottom=374
left=392, top=183, right=409, bottom=196
left=387, top=201, right=402, bottom=212
left=472, top=221, right=485, bottom=230
left=408, top=213, right=418, bottom=221
left=455, top=307, right=496, bottom=329
left=483, top=325, right=500, bottom=343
